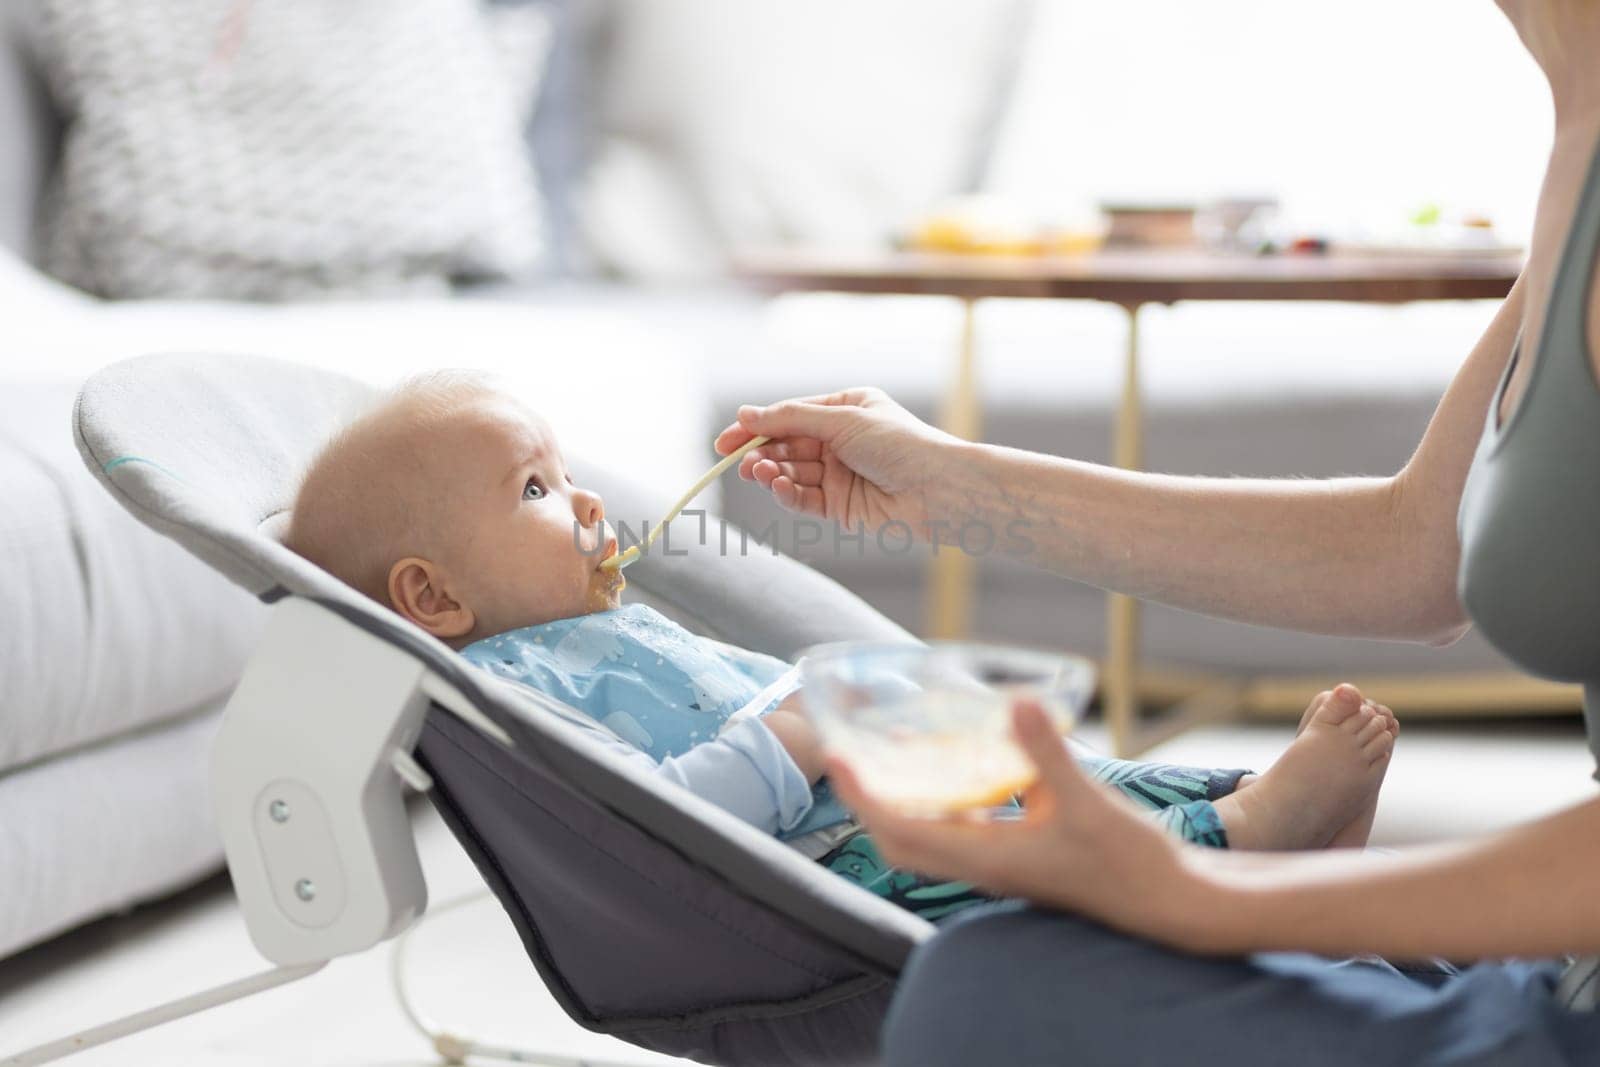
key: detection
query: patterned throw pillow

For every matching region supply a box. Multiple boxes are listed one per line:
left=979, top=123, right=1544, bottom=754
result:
left=33, top=0, right=547, bottom=299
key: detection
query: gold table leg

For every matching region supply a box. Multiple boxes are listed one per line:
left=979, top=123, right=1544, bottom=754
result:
left=926, top=298, right=980, bottom=639
left=1105, top=305, right=1143, bottom=757
left=1100, top=308, right=1251, bottom=756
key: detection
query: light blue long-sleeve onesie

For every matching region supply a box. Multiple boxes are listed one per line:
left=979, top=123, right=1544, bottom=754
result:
left=461, top=603, right=850, bottom=842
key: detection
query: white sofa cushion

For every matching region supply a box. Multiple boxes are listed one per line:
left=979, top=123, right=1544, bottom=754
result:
left=0, top=249, right=714, bottom=494
left=0, top=381, right=264, bottom=771
left=0, top=706, right=224, bottom=959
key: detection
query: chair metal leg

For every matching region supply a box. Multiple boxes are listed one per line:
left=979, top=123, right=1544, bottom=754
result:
left=2, top=962, right=327, bottom=1066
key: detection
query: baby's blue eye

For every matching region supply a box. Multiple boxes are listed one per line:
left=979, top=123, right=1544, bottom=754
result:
left=523, top=478, right=545, bottom=501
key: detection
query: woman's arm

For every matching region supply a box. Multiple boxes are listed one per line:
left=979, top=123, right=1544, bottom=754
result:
left=720, top=279, right=1526, bottom=645
left=937, top=277, right=1523, bottom=643
left=831, top=701, right=1600, bottom=960
left=1182, top=794, right=1600, bottom=959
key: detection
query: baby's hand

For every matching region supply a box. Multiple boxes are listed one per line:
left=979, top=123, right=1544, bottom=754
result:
left=762, top=700, right=826, bottom=784
left=774, top=688, right=808, bottom=715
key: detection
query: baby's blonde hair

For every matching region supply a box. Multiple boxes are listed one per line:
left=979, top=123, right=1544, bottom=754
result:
left=285, top=370, right=500, bottom=605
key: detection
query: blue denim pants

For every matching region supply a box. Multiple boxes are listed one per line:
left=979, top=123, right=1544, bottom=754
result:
left=883, top=901, right=1600, bottom=1066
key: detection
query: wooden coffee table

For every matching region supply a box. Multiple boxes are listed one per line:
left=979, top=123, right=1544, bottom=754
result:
left=735, top=247, right=1576, bottom=756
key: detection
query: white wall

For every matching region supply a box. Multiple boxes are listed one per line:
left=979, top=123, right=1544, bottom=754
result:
left=983, top=0, right=1552, bottom=241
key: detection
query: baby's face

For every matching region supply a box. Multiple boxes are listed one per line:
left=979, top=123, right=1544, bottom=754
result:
left=428, top=393, right=624, bottom=636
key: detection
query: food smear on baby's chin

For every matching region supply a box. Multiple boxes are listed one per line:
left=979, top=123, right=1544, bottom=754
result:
left=584, top=565, right=626, bottom=613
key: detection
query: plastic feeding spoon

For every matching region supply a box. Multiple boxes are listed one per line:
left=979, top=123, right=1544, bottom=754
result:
left=599, top=435, right=771, bottom=571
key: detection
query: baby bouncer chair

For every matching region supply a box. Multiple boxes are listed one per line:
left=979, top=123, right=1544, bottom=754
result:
left=13, top=353, right=935, bottom=1067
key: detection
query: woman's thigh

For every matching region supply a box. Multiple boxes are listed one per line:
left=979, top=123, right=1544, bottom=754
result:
left=883, top=902, right=1600, bottom=1067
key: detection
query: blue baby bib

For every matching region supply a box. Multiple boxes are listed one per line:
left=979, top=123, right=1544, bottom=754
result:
left=461, top=602, right=850, bottom=838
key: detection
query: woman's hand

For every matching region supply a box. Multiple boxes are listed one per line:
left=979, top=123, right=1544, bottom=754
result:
left=714, top=387, right=960, bottom=540
left=830, top=701, right=1214, bottom=948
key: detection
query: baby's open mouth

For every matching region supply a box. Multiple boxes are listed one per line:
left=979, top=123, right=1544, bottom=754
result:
left=598, top=536, right=619, bottom=567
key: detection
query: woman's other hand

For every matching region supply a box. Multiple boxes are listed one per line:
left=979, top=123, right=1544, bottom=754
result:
left=714, top=386, right=959, bottom=540
left=830, top=700, right=1213, bottom=948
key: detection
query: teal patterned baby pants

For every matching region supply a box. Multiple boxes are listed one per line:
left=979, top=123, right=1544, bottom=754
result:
left=819, top=753, right=1249, bottom=924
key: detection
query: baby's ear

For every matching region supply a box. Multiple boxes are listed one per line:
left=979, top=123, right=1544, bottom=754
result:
left=388, top=557, right=476, bottom=642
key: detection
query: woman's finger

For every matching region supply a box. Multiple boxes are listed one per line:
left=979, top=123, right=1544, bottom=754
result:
left=714, top=400, right=830, bottom=457
left=717, top=386, right=885, bottom=457
left=771, top=476, right=826, bottom=517
left=1011, top=700, right=1091, bottom=799
left=747, top=439, right=824, bottom=463
left=713, top=421, right=762, bottom=457
left=772, top=438, right=825, bottom=462
left=754, top=458, right=825, bottom=489
left=734, top=439, right=827, bottom=474
left=738, top=399, right=855, bottom=443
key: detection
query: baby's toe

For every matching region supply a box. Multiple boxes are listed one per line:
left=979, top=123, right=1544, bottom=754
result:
left=1317, top=684, right=1366, bottom=727
left=1364, top=725, right=1396, bottom=764
left=1297, top=690, right=1332, bottom=734
left=1372, top=703, right=1399, bottom=736
left=1354, top=710, right=1389, bottom=748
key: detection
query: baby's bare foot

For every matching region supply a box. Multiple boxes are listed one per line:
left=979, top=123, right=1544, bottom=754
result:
left=1327, top=695, right=1398, bottom=849
left=1214, top=685, right=1395, bottom=851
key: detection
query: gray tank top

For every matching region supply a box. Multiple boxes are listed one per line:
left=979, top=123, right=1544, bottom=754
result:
left=1456, top=137, right=1600, bottom=1008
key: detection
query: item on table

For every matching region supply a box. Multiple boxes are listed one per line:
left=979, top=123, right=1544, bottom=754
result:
left=1325, top=206, right=1520, bottom=257
left=1046, top=228, right=1108, bottom=256
left=905, top=195, right=1042, bottom=256
left=799, top=641, right=1096, bottom=817
left=903, top=195, right=1105, bottom=257
left=1196, top=196, right=1279, bottom=252
left=1099, top=202, right=1198, bottom=248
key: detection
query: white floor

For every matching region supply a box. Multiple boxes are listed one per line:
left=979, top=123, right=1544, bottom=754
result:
left=0, top=805, right=692, bottom=1067
left=3, top=716, right=1596, bottom=1067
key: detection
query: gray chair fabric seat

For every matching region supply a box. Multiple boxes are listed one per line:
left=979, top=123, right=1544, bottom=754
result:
left=73, top=352, right=934, bottom=1066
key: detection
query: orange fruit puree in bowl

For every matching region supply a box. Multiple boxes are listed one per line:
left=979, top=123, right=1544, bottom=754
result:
left=875, top=771, right=1041, bottom=817
left=819, top=691, right=1073, bottom=818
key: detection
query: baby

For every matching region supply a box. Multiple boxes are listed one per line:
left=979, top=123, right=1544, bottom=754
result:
left=287, top=374, right=1400, bottom=922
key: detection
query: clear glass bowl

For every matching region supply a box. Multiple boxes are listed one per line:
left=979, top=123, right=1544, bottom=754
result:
left=797, top=641, right=1096, bottom=816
